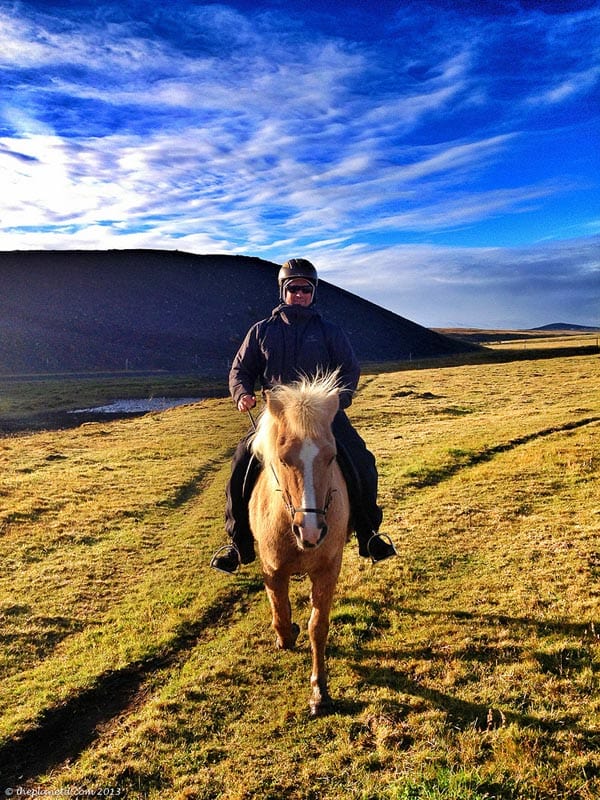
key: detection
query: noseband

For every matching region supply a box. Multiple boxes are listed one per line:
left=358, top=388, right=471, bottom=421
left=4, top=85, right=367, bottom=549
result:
left=282, top=486, right=336, bottom=522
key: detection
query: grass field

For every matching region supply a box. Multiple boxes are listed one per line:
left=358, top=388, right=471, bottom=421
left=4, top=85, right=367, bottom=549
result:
left=0, top=348, right=598, bottom=799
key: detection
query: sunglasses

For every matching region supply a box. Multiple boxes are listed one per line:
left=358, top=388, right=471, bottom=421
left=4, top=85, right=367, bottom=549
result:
left=286, top=284, right=314, bottom=294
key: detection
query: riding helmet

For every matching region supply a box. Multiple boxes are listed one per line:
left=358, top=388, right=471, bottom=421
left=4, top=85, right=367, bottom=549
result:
left=277, top=258, right=319, bottom=301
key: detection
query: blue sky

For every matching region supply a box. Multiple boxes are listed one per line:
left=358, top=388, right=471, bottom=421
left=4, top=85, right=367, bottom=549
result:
left=1, top=0, right=599, bottom=328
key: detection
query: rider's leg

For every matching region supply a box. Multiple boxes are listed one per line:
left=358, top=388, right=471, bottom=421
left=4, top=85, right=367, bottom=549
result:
left=332, top=412, right=395, bottom=562
left=212, top=437, right=259, bottom=572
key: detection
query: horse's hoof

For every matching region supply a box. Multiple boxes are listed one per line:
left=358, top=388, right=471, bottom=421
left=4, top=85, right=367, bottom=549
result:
left=309, top=694, right=334, bottom=717
left=276, top=622, right=300, bottom=650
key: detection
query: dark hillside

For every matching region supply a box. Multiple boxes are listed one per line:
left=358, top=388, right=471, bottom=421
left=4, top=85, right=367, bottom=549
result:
left=0, top=250, right=477, bottom=375
left=532, top=323, right=600, bottom=332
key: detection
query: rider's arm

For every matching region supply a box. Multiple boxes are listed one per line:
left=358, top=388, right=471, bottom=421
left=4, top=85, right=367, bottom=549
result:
left=326, top=324, right=360, bottom=409
left=229, top=323, right=264, bottom=409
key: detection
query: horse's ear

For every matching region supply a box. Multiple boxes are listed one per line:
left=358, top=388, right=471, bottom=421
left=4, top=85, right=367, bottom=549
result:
left=324, top=391, right=340, bottom=423
left=265, top=389, right=285, bottom=418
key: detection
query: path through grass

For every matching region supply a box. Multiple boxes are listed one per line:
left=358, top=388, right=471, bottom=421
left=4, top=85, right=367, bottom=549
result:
left=0, top=354, right=598, bottom=798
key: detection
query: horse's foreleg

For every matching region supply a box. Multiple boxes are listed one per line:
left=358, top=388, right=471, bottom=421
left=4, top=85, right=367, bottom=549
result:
left=307, top=572, right=339, bottom=716
left=263, top=573, right=300, bottom=650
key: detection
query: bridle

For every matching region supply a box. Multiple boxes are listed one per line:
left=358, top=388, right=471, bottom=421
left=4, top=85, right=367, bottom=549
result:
left=248, top=407, right=337, bottom=530
left=281, top=486, right=336, bottom=524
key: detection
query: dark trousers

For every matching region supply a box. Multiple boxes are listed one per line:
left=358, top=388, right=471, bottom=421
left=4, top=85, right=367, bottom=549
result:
left=224, top=410, right=383, bottom=560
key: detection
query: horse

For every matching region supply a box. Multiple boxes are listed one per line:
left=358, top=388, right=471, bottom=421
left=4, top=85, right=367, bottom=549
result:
left=248, top=372, right=351, bottom=716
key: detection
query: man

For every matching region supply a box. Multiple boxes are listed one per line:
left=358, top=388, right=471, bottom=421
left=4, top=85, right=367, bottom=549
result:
left=210, top=257, right=396, bottom=574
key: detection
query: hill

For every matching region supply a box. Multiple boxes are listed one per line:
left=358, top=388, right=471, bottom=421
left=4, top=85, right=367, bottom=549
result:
left=531, top=322, right=600, bottom=332
left=0, top=250, right=476, bottom=375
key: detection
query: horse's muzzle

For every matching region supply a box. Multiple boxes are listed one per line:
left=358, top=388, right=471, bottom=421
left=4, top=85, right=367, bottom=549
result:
left=293, top=520, right=328, bottom=549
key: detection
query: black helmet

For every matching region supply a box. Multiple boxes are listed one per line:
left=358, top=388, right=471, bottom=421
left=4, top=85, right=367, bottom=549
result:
left=277, top=258, right=319, bottom=289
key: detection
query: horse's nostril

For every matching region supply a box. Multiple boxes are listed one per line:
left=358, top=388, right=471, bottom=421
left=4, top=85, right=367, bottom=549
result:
left=293, top=523, right=302, bottom=540
left=320, top=524, right=328, bottom=541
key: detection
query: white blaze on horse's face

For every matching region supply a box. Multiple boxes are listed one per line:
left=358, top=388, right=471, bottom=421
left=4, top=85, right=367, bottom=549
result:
left=278, top=434, right=334, bottom=550
left=298, top=439, right=321, bottom=546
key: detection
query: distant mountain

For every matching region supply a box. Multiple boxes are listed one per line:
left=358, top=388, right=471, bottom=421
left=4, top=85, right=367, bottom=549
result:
left=0, top=250, right=478, bottom=375
left=531, top=323, right=600, bottom=332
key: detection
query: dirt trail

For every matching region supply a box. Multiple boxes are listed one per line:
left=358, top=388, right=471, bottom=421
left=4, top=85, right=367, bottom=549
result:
left=0, top=585, right=259, bottom=786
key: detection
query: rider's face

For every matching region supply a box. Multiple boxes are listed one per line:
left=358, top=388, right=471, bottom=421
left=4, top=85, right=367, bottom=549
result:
left=285, top=282, right=314, bottom=306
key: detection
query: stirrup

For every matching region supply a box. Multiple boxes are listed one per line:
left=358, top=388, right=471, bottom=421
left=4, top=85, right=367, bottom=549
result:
left=366, top=533, right=397, bottom=564
left=210, top=544, right=241, bottom=574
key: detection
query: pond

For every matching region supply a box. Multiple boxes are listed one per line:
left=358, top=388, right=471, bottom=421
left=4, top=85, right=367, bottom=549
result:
left=69, top=397, right=202, bottom=415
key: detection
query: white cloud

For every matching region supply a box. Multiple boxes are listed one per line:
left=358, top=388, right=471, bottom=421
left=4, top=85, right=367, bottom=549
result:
left=0, top=2, right=598, bottom=329
left=309, top=237, right=600, bottom=328
left=531, top=66, right=600, bottom=105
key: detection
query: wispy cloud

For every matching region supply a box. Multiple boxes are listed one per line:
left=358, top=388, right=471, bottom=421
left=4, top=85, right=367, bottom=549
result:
left=313, top=235, right=600, bottom=329
left=0, top=0, right=598, bottom=327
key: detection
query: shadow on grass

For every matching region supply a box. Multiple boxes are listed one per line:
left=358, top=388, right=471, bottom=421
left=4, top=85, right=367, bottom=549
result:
left=405, top=416, right=600, bottom=488
left=332, top=599, right=600, bottom=736
left=156, top=448, right=237, bottom=509
left=0, top=581, right=263, bottom=787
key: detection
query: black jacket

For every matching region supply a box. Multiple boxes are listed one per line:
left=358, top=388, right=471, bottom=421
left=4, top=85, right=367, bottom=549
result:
left=229, top=303, right=360, bottom=409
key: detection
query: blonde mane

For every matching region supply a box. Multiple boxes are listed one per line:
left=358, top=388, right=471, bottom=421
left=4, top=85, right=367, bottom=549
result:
left=251, top=372, right=341, bottom=465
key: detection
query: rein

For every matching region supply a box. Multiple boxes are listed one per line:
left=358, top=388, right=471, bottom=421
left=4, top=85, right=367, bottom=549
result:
left=248, top=408, right=283, bottom=488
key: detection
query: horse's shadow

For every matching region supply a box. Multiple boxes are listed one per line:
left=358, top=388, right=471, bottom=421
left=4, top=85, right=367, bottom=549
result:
left=326, top=598, right=599, bottom=735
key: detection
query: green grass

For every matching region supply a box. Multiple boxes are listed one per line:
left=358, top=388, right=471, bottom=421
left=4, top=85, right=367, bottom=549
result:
left=0, top=352, right=599, bottom=798
left=0, top=373, right=227, bottom=429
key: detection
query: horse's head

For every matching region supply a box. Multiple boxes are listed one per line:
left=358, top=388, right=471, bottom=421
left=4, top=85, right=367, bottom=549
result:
left=253, top=374, right=342, bottom=550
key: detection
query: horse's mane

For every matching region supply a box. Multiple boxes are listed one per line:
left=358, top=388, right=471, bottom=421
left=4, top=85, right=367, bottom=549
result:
left=251, top=372, right=341, bottom=464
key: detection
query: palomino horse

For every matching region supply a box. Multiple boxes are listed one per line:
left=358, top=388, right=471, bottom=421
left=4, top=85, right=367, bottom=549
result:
left=248, top=373, right=351, bottom=715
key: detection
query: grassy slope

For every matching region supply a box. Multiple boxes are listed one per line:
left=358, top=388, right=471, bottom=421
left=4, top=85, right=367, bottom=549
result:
left=0, top=353, right=599, bottom=799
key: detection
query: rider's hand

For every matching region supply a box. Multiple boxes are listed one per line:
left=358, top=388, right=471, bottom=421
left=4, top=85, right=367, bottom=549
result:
left=237, top=394, right=256, bottom=412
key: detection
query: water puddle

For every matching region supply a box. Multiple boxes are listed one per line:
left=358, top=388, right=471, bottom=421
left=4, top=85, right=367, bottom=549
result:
left=69, top=398, right=202, bottom=415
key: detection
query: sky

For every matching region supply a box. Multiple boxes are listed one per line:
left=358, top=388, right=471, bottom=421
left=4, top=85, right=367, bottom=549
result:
left=1, top=0, right=599, bottom=329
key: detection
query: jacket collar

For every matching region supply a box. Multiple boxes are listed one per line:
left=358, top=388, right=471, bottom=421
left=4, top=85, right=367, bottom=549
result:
left=272, top=303, right=320, bottom=324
